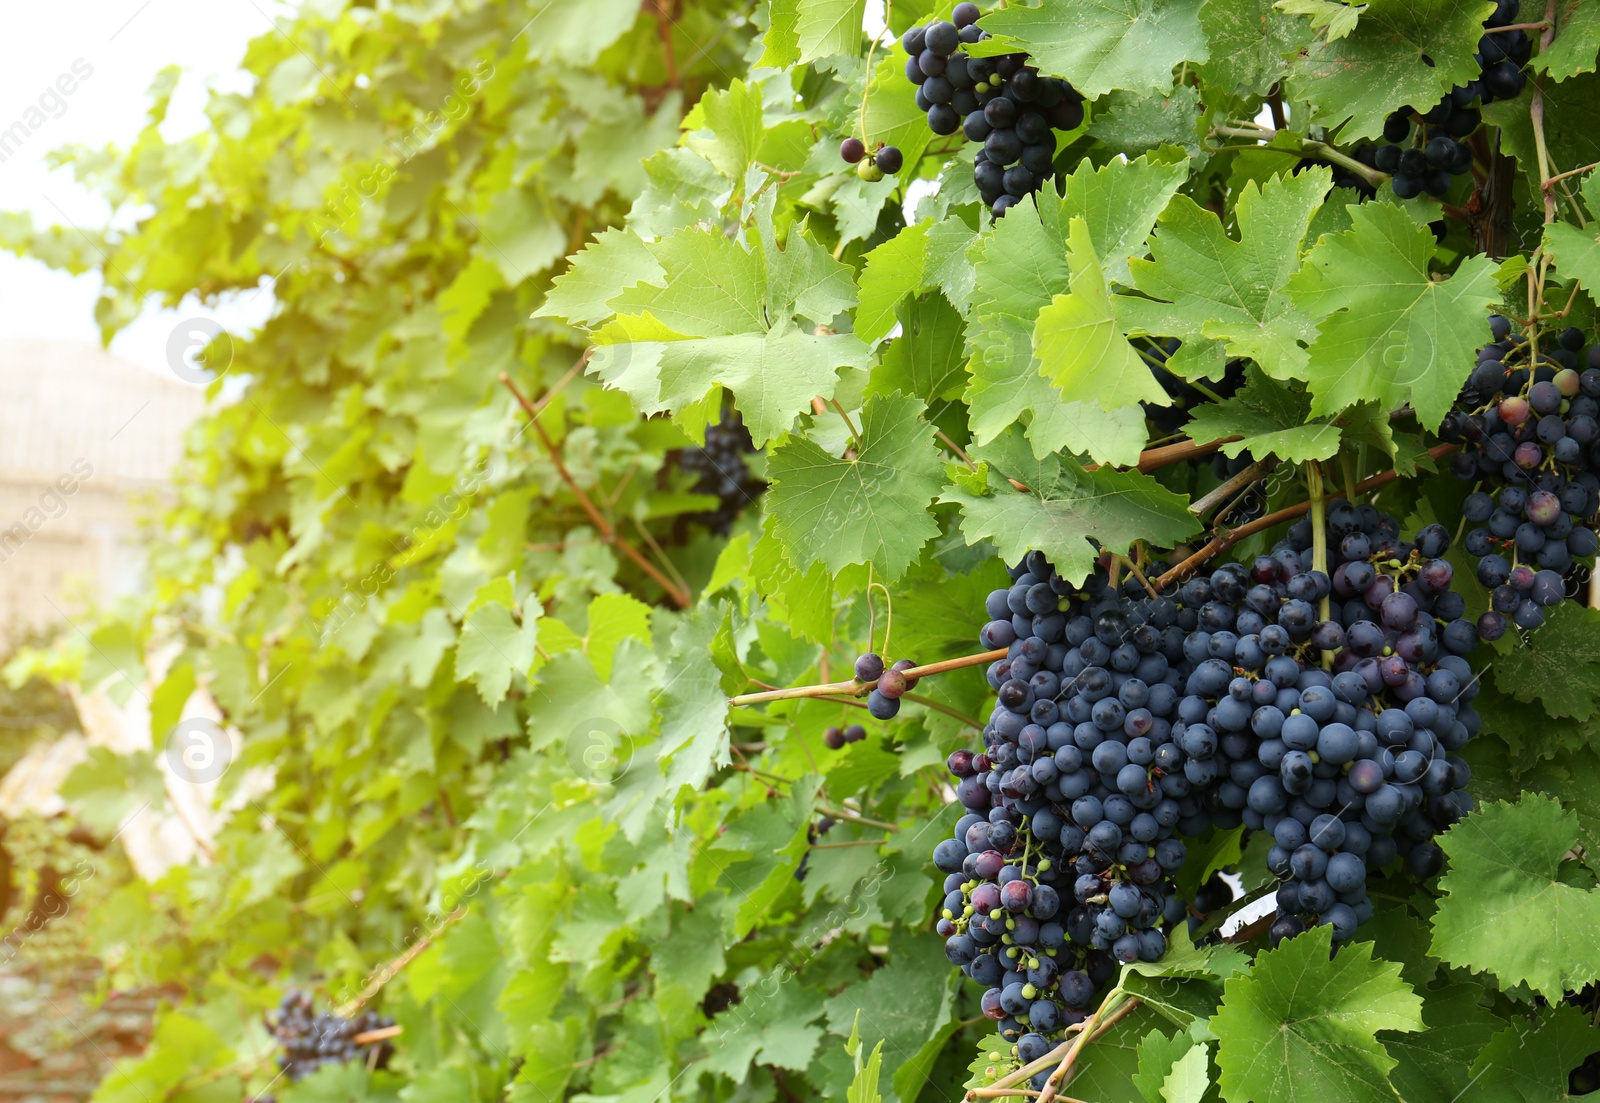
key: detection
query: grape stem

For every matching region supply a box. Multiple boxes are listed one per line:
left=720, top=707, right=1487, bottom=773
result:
left=1035, top=991, right=1139, bottom=1103
left=1190, top=457, right=1276, bottom=517
left=1208, top=126, right=1388, bottom=190
left=727, top=648, right=1010, bottom=705
left=1153, top=443, right=1460, bottom=589
left=500, top=372, right=692, bottom=608
left=351, top=1024, right=404, bottom=1045
left=1307, top=461, right=1332, bottom=639
left=1530, top=0, right=1560, bottom=223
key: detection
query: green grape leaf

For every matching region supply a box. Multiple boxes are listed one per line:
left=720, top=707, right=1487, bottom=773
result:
left=1542, top=176, right=1600, bottom=296
left=657, top=603, right=732, bottom=796
left=1133, top=1029, right=1195, bottom=1103
left=1430, top=793, right=1600, bottom=1000
left=857, top=222, right=934, bottom=346
left=868, top=293, right=968, bottom=405
left=592, top=322, right=866, bottom=447
left=1182, top=368, right=1343, bottom=463
left=611, top=228, right=766, bottom=336
left=1213, top=924, right=1423, bottom=1103
left=1034, top=218, right=1170, bottom=411
left=1088, top=86, right=1205, bottom=163
left=845, top=1020, right=886, bottom=1103
left=1287, top=0, right=1496, bottom=141
left=856, top=218, right=976, bottom=345
left=520, top=0, right=641, bottom=65
left=703, top=968, right=828, bottom=1079
left=822, top=931, right=955, bottom=1103
left=535, top=227, right=663, bottom=327
left=940, top=428, right=1201, bottom=585
left=1458, top=1006, right=1598, bottom=1102
left=1492, top=601, right=1600, bottom=720
left=1288, top=200, right=1500, bottom=427
left=1275, top=0, right=1366, bottom=41
left=1202, top=0, right=1317, bottom=97
left=1161, top=1040, right=1214, bottom=1103
left=973, top=0, right=1210, bottom=98
left=1123, top=168, right=1329, bottom=382
left=1535, top=0, right=1600, bottom=80
left=766, top=392, right=944, bottom=581
left=684, top=79, right=765, bottom=180
left=454, top=594, right=541, bottom=707
left=763, top=0, right=867, bottom=65
left=757, top=194, right=859, bottom=325
left=1379, top=983, right=1503, bottom=1103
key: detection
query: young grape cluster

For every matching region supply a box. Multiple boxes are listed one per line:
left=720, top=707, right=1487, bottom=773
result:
left=931, top=511, right=1483, bottom=1058
left=676, top=410, right=766, bottom=537
left=269, top=991, right=395, bottom=1083
left=1441, top=315, right=1600, bottom=632
left=896, top=4, right=1083, bottom=218
left=850, top=651, right=921, bottom=720
left=1363, top=0, right=1529, bottom=199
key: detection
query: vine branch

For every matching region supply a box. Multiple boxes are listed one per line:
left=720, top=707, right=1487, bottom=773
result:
left=501, top=372, right=691, bottom=608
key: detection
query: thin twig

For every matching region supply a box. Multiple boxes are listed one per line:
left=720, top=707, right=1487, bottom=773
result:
left=501, top=372, right=691, bottom=608
left=1153, top=444, right=1460, bottom=588
left=338, top=907, right=467, bottom=1017
left=902, top=692, right=982, bottom=728
left=830, top=397, right=864, bottom=450
left=1190, top=458, right=1277, bottom=517
left=727, top=648, right=1009, bottom=706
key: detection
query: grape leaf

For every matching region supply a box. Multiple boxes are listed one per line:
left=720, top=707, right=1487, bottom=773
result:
left=966, top=311, right=1151, bottom=466
left=1212, top=924, right=1423, bottom=1103
left=1288, top=200, right=1500, bottom=428
left=536, top=227, right=663, bottom=327
left=939, top=427, right=1201, bottom=585
left=973, top=0, right=1210, bottom=98
left=765, top=392, right=945, bottom=581
left=657, top=603, right=731, bottom=797
left=1535, top=0, right=1600, bottom=80
left=855, top=218, right=976, bottom=345
left=1133, top=1029, right=1195, bottom=1103
left=822, top=931, right=955, bottom=1103
left=1088, top=86, right=1205, bottom=163
left=868, top=294, right=968, bottom=406
left=1430, top=793, right=1600, bottom=1000
left=1202, top=0, right=1317, bottom=97
left=1182, top=368, right=1343, bottom=463
left=1459, top=1006, right=1599, bottom=1102
left=1286, top=0, right=1496, bottom=141
left=1060, top=151, right=1191, bottom=288
left=1034, top=218, right=1171, bottom=411
left=1274, top=0, right=1366, bottom=41
left=1378, top=983, right=1503, bottom=1103
left=1541, top=175, right=1600, bottom=297
left=1160, top=1041, right=1213, bottom=1103
left=611, top=227, right=766, bottom=336
left=454, top=594, right=541, bottom=707
left=683, top=79, right=765, bottom=180
left=703, top=968, right=827, bottom=1079
left=1122, top=167, right=1329, bottom=382
left=763, top=0, right=867, bottom=65
left=1491, top=601, right=1600, bottom=720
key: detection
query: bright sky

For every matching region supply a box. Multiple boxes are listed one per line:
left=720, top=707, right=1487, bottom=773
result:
left=0, top=2, right=280, bottom=378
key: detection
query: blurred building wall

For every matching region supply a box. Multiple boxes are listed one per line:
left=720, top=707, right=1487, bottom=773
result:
left=0, top=339, right=203, bottom=643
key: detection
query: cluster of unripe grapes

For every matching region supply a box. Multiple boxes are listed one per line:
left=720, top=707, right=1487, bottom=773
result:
left=931, top=510, right=1484, bottom=1064
left=1442, top=316, right=1600, bottom=632
left=1350, top=0, right=1529, bottom=199
left=267, top=991, right=395, bottom=1084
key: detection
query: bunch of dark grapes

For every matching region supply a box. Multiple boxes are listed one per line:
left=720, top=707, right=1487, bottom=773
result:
left=931, top=514, right=1484, bottom=1065
left=823, top=723, right=868, bottom=749
left=894, top=4, right=1083, bottom=219
left=269, top=991, right=395, bottom=1082
left=676, top=410, right=766, bottom=537
left=1441, top=315, right=1600, bottom=632
left=1255, top=507, right=1480, bottom=943
left=1365, top=0, right=1529, bottom=199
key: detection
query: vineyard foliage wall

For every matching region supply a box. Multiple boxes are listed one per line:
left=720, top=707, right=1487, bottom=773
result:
left=14, top=0, right=1600, bottom=1099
